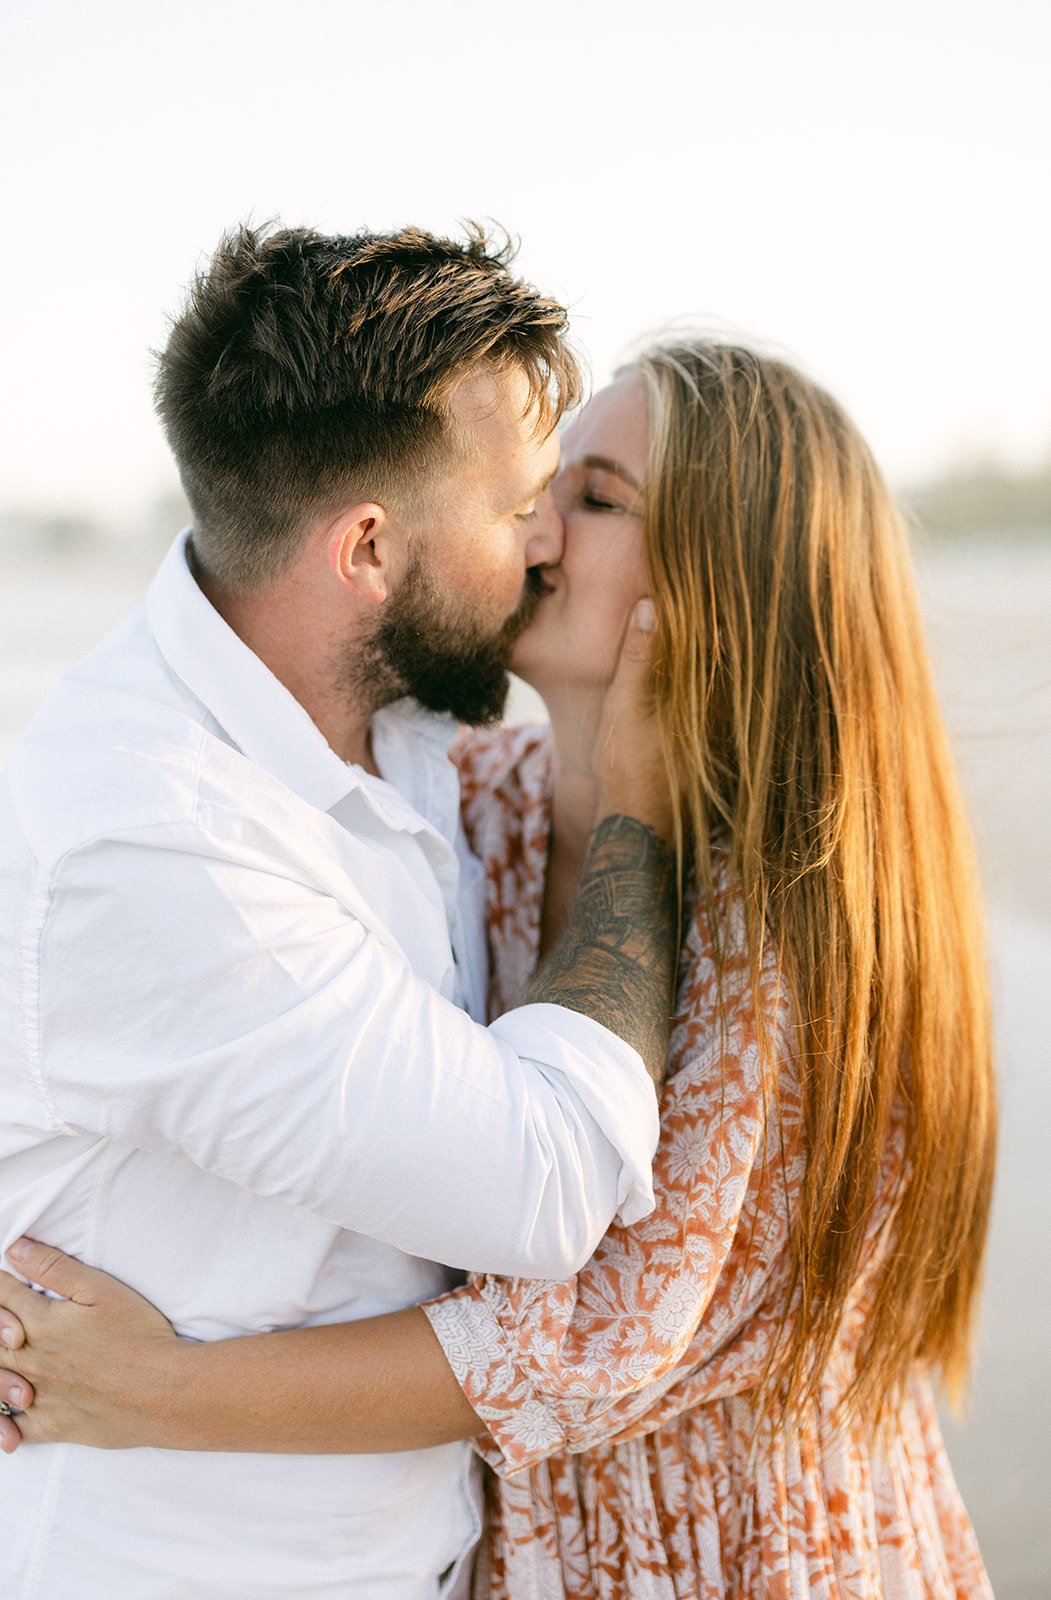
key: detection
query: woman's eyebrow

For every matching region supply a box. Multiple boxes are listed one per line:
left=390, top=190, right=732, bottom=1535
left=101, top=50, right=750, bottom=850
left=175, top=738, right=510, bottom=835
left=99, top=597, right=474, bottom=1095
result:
left=582, top=453, right=642, bottom=491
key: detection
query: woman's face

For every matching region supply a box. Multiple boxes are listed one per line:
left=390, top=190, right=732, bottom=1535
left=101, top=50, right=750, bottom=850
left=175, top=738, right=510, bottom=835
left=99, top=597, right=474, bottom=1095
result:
left=511, top=372, right=649, bottom=699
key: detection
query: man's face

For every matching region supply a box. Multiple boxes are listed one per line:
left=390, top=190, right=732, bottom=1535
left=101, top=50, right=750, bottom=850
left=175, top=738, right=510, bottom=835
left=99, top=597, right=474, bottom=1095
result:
left=370, top=550, right=544, bottom=726
left=366, top=365, right=564, bottom=723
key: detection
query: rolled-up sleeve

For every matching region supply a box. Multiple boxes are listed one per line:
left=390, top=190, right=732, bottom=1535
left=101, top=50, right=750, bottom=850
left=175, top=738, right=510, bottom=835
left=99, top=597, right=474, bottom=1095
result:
left=24, top=823, right=658, bottom=1279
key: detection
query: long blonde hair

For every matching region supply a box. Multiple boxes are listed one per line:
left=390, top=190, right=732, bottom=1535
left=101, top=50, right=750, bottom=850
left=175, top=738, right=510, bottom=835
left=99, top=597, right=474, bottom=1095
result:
left=631, top=340, right=996, bottom=1420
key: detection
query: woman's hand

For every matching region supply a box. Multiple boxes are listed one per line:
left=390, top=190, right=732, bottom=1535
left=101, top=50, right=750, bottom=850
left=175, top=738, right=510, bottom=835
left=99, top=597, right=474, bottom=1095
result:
left=526, top=599, right=679, bottom=1088
left=593, top=598, right=674, bottom=843
left=0, top=1238, right=182, bottom=1454
left=0, top=1237, right=484, bottom=1457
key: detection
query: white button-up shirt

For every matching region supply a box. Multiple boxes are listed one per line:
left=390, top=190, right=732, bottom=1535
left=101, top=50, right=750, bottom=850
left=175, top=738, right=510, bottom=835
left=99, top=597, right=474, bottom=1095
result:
left=0, top=534, right=659, bottom=1600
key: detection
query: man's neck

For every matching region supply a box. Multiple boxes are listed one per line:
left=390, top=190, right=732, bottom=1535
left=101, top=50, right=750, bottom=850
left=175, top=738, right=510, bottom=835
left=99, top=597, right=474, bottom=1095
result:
left=194, top=564, right=379, bottom=772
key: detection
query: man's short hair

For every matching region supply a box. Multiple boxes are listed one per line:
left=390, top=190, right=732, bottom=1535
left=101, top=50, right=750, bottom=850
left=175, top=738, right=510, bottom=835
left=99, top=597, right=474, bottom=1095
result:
left=155, top=222, right=582, bottom=587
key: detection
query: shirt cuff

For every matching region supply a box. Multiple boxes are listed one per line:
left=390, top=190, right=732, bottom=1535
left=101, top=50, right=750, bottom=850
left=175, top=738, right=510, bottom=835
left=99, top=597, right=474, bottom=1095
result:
left=488, top=1003, right=659, bottom=1226
left=422, top=1283, right=567, bottom=1476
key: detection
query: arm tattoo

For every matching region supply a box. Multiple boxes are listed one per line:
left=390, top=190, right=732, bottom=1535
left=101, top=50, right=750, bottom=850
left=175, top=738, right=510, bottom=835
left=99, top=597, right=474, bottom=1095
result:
left=525, top=815, right=678, bottom=1086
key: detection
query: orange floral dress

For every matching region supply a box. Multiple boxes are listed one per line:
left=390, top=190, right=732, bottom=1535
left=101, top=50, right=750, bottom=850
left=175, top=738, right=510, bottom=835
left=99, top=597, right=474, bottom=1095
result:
left=423, top=725, right=993, bottom=1600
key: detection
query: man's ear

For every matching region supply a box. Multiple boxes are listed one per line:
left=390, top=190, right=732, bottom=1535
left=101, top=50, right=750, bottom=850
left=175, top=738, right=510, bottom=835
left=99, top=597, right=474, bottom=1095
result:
left=325, top=504, right=399, bottom=603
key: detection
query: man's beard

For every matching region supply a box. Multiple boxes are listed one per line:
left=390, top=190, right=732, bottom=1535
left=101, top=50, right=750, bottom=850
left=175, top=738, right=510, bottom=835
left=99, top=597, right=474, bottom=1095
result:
left=361, top=557, right=544, bottom=726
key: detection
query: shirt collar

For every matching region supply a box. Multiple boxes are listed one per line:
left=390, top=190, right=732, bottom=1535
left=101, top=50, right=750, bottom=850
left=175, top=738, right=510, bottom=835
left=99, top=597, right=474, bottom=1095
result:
left=146, top=532, right=461, bottom=826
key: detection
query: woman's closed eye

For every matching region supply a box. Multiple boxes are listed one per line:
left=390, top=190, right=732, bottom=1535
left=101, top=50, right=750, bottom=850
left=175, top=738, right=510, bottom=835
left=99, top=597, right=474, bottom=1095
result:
left=577, top=467, right=643, bottom=516
left=553, top=459, right=644, bottom=519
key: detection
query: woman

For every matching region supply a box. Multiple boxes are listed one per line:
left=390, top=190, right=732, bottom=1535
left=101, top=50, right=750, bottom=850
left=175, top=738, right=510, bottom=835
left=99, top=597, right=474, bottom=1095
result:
left=0, top=341, right=996, bottom=1597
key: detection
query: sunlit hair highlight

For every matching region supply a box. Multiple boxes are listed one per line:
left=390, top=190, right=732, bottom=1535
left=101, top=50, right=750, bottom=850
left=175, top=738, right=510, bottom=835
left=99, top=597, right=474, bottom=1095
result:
left=626, top=339, right=996, bottom=1423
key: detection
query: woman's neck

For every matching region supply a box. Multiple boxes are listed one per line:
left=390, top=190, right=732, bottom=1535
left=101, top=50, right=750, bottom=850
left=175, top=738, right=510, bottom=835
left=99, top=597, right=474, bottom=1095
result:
left=539, top=689, right=604, bottom=956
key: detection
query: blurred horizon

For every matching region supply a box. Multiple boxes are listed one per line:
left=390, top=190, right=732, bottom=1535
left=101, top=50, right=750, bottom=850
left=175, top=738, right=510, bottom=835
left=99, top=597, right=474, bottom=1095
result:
left=4, top=0, right=1049, bottom=522
left=4, top=446, right=1050, bottom=556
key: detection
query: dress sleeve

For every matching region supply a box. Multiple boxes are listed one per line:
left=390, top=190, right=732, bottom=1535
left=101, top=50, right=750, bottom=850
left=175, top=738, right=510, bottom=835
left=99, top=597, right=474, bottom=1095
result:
left=423, top=914, right=805, bottom=1474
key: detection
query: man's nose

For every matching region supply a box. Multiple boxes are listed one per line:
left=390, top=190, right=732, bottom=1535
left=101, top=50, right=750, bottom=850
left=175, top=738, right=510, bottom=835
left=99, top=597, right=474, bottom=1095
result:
left=524, top=489, right=564, bottom=569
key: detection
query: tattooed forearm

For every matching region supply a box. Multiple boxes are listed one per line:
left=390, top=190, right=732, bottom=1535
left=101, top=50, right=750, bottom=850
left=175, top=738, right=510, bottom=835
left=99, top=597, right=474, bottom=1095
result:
left=525, top=815, right=679, bottom=1085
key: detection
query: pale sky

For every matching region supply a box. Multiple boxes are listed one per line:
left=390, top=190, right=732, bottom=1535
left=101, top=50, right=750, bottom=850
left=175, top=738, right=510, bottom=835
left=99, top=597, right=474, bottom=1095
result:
left=3, top=0, right=1049, bottom=524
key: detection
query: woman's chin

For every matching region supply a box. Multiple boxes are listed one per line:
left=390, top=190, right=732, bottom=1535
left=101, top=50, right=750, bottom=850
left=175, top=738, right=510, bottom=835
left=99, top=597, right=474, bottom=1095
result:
left=509, top=651, right=540, bottom=688
left=507, top=630, right=543, bottom=686
left=508, top=649, right=568, bottom=701
left=507, top=651, right=560, bottom=713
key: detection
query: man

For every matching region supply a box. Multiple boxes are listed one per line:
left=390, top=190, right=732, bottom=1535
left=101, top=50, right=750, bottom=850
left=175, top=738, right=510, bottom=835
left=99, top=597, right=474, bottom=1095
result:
left=0, top=225, right=677, bottom=1596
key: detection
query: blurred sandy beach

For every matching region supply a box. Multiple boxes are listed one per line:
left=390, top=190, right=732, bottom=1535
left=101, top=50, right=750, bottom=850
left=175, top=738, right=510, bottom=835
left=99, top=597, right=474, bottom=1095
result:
left=912, top=541, right=1051, bottom=1599
left=1, top=536, right=1048, bottom=1597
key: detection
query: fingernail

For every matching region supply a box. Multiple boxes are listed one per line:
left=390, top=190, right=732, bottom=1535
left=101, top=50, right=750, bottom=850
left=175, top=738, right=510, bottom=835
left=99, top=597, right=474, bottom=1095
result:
left=633, top=599, right=655, bottom=632
left=0, top=1328, right=15, bottom=1349
left=8, top=1386, right=23, bottom=1408
left=6, top=1240, right=30, bottom=1263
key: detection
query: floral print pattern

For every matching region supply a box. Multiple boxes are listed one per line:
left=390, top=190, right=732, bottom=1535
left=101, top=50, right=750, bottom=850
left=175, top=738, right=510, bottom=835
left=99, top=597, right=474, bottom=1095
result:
left=423, top=724, right=992, bottom=1599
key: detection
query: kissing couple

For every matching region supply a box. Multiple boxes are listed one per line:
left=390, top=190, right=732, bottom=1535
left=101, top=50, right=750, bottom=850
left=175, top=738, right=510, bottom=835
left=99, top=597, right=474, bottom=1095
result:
left=0, top=223, right=994, bottom=1599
